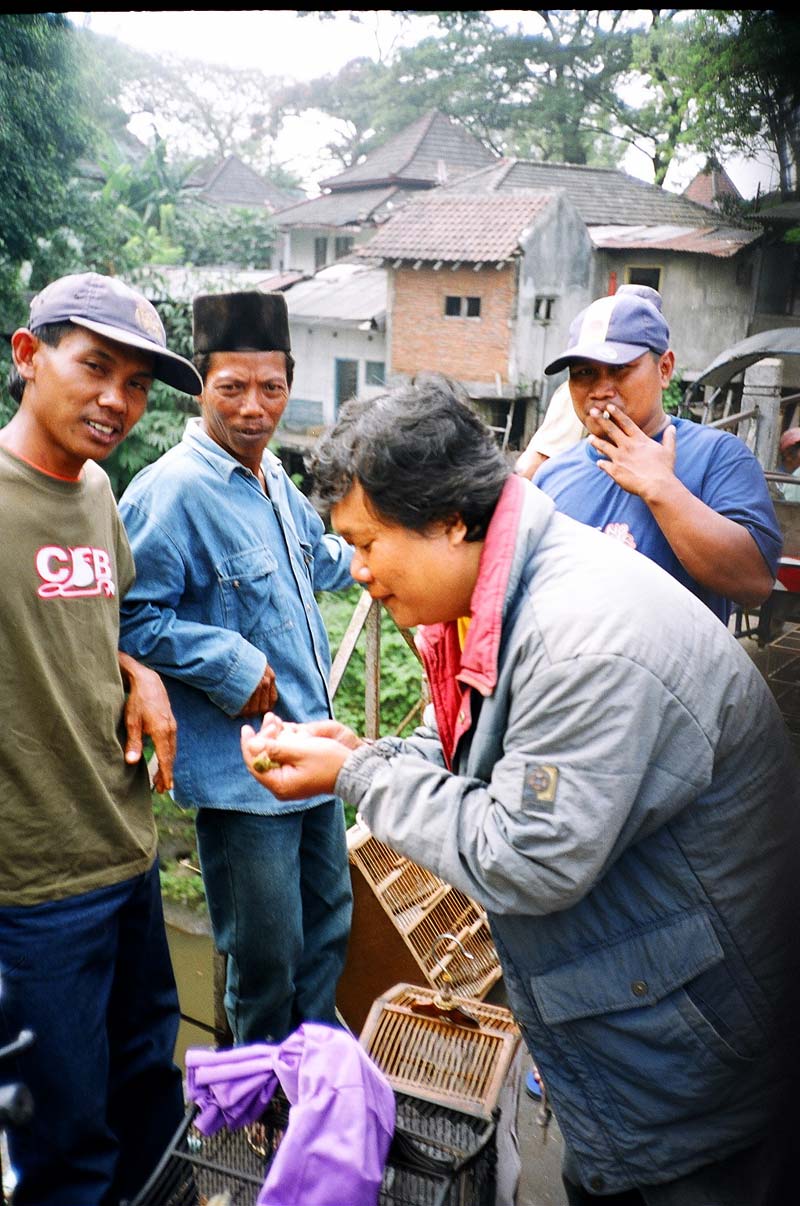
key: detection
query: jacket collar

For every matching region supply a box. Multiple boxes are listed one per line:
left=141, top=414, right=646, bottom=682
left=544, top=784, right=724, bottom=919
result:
left=457, top=473, right=526, bottom=696
left=182, top=416, right=282, bottom=485
left=418, top=474, right=555, bottom=698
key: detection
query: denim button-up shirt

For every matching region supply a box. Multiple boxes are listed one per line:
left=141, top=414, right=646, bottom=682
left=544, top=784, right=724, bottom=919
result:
left=119, top=418, right=354, bottom=813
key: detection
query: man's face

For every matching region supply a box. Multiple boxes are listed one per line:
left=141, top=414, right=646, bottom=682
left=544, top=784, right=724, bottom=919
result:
left=200, top=350, right=289, bottom=471
left=11, top=326, right=153, bottom=477
left=568, top=350, right=675, bottom=437
left=331, top=482, right=479, bottom=629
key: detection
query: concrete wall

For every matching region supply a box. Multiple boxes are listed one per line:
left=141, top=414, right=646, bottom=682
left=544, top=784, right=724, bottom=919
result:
left=389, top=263, right=516, bottom=386
left=511, top=192, right=594, bottom=414
left=285, top=320, right=387, bottom=429
left=590, top=248, right=759, bottom=380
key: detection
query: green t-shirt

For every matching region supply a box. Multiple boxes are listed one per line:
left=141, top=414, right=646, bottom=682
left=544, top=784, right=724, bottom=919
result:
left=0, top=448, right=156, bottom=906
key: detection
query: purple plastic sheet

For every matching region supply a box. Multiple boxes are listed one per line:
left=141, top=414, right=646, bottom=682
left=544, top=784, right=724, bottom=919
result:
left=186, top=1022, right=396, bottom=1206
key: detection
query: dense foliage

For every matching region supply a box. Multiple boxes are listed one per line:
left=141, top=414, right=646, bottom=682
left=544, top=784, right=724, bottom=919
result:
left=0, top=14, right=95, bottom=321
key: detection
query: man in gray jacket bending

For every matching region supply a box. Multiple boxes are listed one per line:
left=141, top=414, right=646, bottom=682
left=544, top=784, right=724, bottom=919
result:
left=240, top=376, right=800, bottom=1206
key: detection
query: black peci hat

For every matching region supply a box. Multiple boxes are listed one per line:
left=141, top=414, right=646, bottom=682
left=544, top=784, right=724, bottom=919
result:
left=192, top=291, right=291, bottom=356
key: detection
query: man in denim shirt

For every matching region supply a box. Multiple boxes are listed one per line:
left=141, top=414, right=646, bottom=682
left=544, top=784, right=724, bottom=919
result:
left=119, top=291, right=354, bottom=1043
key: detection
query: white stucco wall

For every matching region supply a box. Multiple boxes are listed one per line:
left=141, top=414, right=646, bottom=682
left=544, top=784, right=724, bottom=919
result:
left=282, top=227, right=375, bottom=276
left=285, top=321, right=387, bottom=429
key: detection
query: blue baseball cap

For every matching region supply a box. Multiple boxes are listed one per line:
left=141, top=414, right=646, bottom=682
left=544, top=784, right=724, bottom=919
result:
left=28, top=272, right=202, bottom=396
left=545, top=285, right=670, bottom=376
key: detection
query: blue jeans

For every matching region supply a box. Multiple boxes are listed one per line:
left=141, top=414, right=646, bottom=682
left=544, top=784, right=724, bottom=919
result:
left=196, top=800, right=353, bottom=1044
left=0, top=864, right=183, bottom=1206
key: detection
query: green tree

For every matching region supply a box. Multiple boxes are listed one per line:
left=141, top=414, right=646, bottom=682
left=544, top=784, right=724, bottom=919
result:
left=278, top=56, right=397, bottom=172
left=173, top=203, right=276, bottom=269
left=90, top=35, right=298, bottom=186
left=687, top=10, right=800, bottom=199
left=621, top=11, right=712, bottom=186
left=284, top=11, right=638, bottom=170
left=0, top=13, right=96, bottom=321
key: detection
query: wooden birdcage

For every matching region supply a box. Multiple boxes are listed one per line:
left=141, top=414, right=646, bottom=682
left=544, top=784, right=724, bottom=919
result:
left=360, top=982, right=521, bottom=1119
left=346, top=822, right=502, bottom=1003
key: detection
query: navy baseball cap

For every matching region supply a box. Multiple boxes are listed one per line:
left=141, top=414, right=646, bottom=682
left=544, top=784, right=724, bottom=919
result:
left=545, top=285, right=670, bottom=376
left=28, top=272, right=202, bottom=396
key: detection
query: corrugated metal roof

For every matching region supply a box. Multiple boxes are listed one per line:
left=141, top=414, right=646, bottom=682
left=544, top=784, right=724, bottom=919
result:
left=284, top=263, right=386, bottom=324
left=140, top=267, right=304, bottom=303
left=320, top=110, right=496, bottom=190
left=359, top=192, right=555, bottom=263
left=588, top=223, right=760, bottom=257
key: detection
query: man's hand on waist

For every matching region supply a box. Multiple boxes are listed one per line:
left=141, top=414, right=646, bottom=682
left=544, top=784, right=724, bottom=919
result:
left=237, top=663, right=278, bottom=717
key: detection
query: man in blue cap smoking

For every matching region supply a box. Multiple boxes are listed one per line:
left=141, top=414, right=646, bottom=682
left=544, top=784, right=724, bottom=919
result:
left=534, top=285, right=781, bottom=623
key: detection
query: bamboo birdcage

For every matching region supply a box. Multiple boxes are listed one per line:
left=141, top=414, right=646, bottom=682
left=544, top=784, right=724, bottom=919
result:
left=360, top=983, right=522, bottom=1119
left=347, top=821, right=502, bottom=1002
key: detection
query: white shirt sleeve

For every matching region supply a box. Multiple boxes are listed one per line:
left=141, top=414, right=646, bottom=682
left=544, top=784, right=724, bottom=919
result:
left=527, top=381, right=585, bottom=458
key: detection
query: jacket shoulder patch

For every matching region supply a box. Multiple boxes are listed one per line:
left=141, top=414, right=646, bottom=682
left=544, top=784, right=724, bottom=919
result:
left=522, top=763, right=559, bottom=811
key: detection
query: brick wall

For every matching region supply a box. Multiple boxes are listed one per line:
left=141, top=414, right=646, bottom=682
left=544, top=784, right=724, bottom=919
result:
left=390, top=265, right=515, bottom=383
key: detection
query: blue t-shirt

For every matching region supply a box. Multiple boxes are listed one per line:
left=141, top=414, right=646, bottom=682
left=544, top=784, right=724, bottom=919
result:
left=534, top=416, right=781, bottom=623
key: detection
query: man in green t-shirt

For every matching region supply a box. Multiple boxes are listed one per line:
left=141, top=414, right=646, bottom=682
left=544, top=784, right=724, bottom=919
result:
left=0, top=273, right=202, bottom=1205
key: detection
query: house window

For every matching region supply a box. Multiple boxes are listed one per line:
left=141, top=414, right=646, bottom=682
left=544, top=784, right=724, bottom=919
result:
left=314, top=236, right=328, bottom=271
left=334, top=235, right=354, bottom=260
left=444, top=295, right=482, bottom=318
left=335, top=359, right=358, bottom=411
left=625, top=266, right=661, bottom=291
left=534, top=296, right=555, bottom=322
left=365, top=360, right=385, bottom=386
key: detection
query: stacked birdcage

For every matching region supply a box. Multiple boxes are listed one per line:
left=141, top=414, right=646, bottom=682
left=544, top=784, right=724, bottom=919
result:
left=359, top=977, right=524, bottom=1206
left=347, top=821, right=502, bottom=1001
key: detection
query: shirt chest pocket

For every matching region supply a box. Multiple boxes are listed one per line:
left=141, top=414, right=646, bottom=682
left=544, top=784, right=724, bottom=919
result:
left=217, top=546, right=292, bottom=638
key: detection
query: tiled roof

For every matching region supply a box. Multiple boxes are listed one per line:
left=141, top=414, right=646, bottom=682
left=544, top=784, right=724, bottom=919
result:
left=274, top=185, right=410, bottom=228
left=439, top=158, right=733, bottom=228
left=683, top=165, right=741, bottom=209
left=359, top=192, right=555, bottom=264
left=752, top=199, right=800, bottom=225
left=589, top=223, right=760, bottom=258
left=320, top=110, right=496, bottom=190
left=187, top=155, right=304, bottom=213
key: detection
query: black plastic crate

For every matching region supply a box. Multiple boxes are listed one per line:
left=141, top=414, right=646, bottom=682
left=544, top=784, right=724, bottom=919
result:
left=383, top=1094, right=497, bottom=1206
left=128, top=1090, right=496, bottom=1206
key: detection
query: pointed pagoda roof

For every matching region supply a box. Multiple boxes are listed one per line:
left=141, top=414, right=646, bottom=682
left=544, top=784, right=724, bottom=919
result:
left=319, top=109, right=497, bottom=191
left=186, top=155, right=304, bottom=213
left=683, top=163, right=742, bottom=210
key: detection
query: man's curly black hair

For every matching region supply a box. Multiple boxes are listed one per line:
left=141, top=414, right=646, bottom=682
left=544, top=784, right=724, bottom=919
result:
left=309, top=374, right=510, bottom=541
